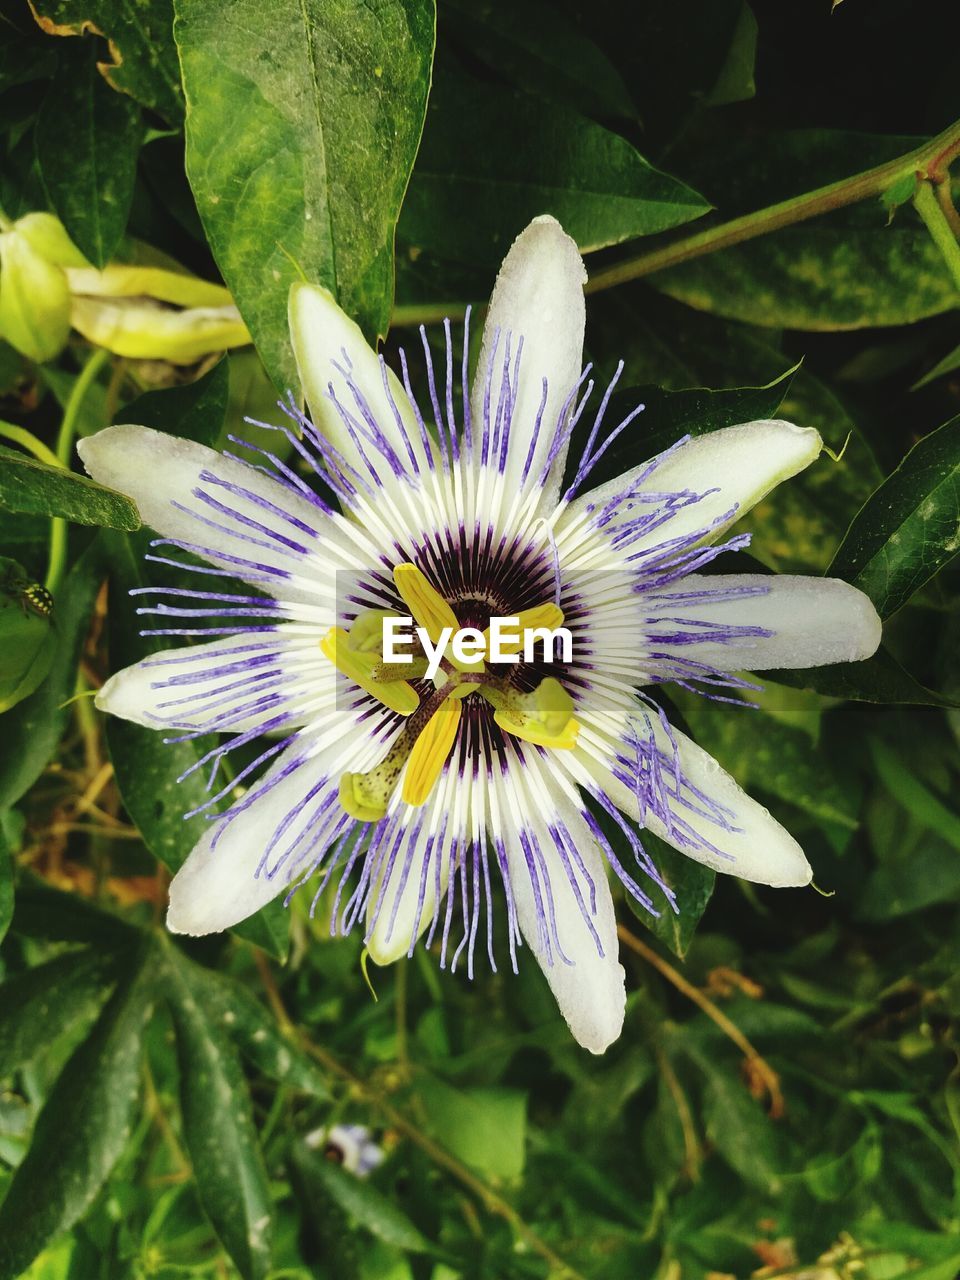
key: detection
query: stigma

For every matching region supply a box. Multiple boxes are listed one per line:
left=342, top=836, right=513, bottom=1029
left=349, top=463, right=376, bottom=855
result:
left=323, top=563, right=580, bottom=819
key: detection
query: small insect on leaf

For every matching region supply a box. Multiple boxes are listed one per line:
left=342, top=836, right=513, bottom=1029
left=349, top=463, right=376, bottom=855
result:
left=0, top=558, right=57, bottom=712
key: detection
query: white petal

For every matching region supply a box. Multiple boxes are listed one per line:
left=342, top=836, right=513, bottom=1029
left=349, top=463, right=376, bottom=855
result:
left=166, top=719, right=383, bottom=935
left=97, top=630, right=333, bottom=733
left=576, top=707, right=811, bottom=888
left=289, top=282, right=434, bottom=486
left=640, top=573, right=882, bottom=672
left=365, top=766, right=460, bottom=966
left=503, top=765, right=625, bottom=1053
left=558, top=420, right=822, bottom=556
left=646, top=725, right=811, bottom=885
left=472, top=216, right=586, bottom=503
left=78, top=424, right=349, bottom=602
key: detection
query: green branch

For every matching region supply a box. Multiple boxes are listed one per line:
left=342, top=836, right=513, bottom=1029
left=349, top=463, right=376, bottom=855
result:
left=391, top=115, right=960, bottom=324
left=914, top=180, right=960, bottom=294
left=585, top=115, right=960, bottom=293
left=45, top=347, right=110, bottom=596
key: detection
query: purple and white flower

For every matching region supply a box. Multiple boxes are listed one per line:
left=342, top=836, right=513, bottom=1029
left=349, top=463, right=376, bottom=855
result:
left=79, top=216, right=881, bottom=1053
left=305, top=1124, right=385, bottom=1177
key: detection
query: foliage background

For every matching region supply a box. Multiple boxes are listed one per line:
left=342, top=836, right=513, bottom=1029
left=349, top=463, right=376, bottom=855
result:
left=1, top=1, right=960, bottom=1278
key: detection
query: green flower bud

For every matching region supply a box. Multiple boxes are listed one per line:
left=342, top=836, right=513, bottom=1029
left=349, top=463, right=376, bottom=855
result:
left=65, top=263, right=234, bottom=309
left=70, top=295, right=250, bottom=364
left=15, top=212, right=90, bottom=268
left=0, top=229, right=71, bottom=363
left=0, top=560, right=56, bottom=713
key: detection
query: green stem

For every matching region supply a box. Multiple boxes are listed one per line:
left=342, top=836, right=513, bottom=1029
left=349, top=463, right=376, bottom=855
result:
left=585, top=115, right=960, bottom=293
left=391, top=299, right=470, bottom=327
left=913, top=179, right=960, bottom=294
left=390, top=114, right=960, bottom=324
left=45, top=347, right=110, bottom=596
left=0, top=421, right=61, bottom=468
left=934, top=176, right=960, bottom=239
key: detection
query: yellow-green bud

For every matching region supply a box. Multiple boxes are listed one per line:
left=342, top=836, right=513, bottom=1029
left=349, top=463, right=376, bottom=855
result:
left=15, top=212, right=90, bottom=268
left=70, top=295, right=251, bottom=364
left=65, top=262, right=233, bottom=309
left=0, top=229, right=71, bottom=363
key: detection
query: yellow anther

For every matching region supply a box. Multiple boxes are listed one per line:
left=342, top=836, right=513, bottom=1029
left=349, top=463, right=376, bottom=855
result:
left=402, top=698, right=462, bottom=806
left=393, top=563, right=482, bottom=673
left=393, top=563, right=459, bottom=641
left=320, top=627, right=419, bottom=716
left=490, top=677, right=580, bottom=749
left=348, top=608, right=402, bottom=654
left=339, top=773, right=389, bottom=822
left=482, top=603, right=565, bottom=658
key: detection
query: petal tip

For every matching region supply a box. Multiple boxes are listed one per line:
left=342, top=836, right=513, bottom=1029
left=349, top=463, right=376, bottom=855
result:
left=75, top=425, right=114, bottom=476
left=365, top=937, right=406, bottom=968
left=851, top=591, right=883, bottom=661
left=165, top=891, right=209, bottom=937
left=571, top=961, right=626, bottom=1054
left=767, top=846, right=814, bottom=889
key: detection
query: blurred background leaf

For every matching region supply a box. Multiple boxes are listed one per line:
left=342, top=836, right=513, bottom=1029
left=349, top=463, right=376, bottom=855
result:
left=175, top=0, right=436, bottom=389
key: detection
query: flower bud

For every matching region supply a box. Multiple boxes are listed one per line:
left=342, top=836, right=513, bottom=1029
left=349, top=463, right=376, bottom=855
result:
left=0, top=229, right=71, bottom=363
left=70, top=295, right=250, bottom=364
left=15, top=212, right=90, bottom=268
left=65, top=262, right=233, bottom=309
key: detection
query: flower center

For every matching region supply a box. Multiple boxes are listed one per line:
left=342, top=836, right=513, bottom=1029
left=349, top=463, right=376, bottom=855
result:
left=322, top=563, right=580, bottom=820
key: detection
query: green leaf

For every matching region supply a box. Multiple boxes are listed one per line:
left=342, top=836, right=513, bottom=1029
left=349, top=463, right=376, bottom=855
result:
left=829, top=415, right=960, bottom=618
left=0, top=443, right=140, bottom=530
left=867, top=737, right=960, bottom=851
left=30, top=0, right=184, bottom=122
left=893, top=1257, right=960, bottom=1280
left=859, top=821, right=960, bottom=922
left=35, top=42, right=144, bottom=268
left=399, top=67, right=710, bottom=270
left=677, top=694, right=860, bottom=830
left=913, top=340, right=960, bottom=390
left=115, top=356, right=230, bottom=445
left=175, top=0, right=435, bottom=389
left=165, top=948, right=273, bottom=1280
left=652, top=131, right=959, bottom=329
left=7, top=874, right=139, bottom=947
left=703, top=0, right=758, bottom=106
left=292, top=1145, right=433, bottom=1254
left=627, top=830, right=716, bottom=960
left=0, top=941, right=154, bottom=1280
left=0, top=948, right=121, bottom=1079
left=102, top=532, right=288, bottom=959
left=178, top=957, right=330, bottom=1096
left=581, top=0, right=758, bottom=137
left=417, top=1076, right=527, bottom=1180
left=767, top=646, right=960, bottom=708
left=696, top=1054, right=783, bottom=1193
left=443, top=0, right=636, bottom=122
left=803, top=1122, right=881, bottom=1201
left=0, top=817, right=12, bottom=946
left=0, top=537, right=108, bottom=810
